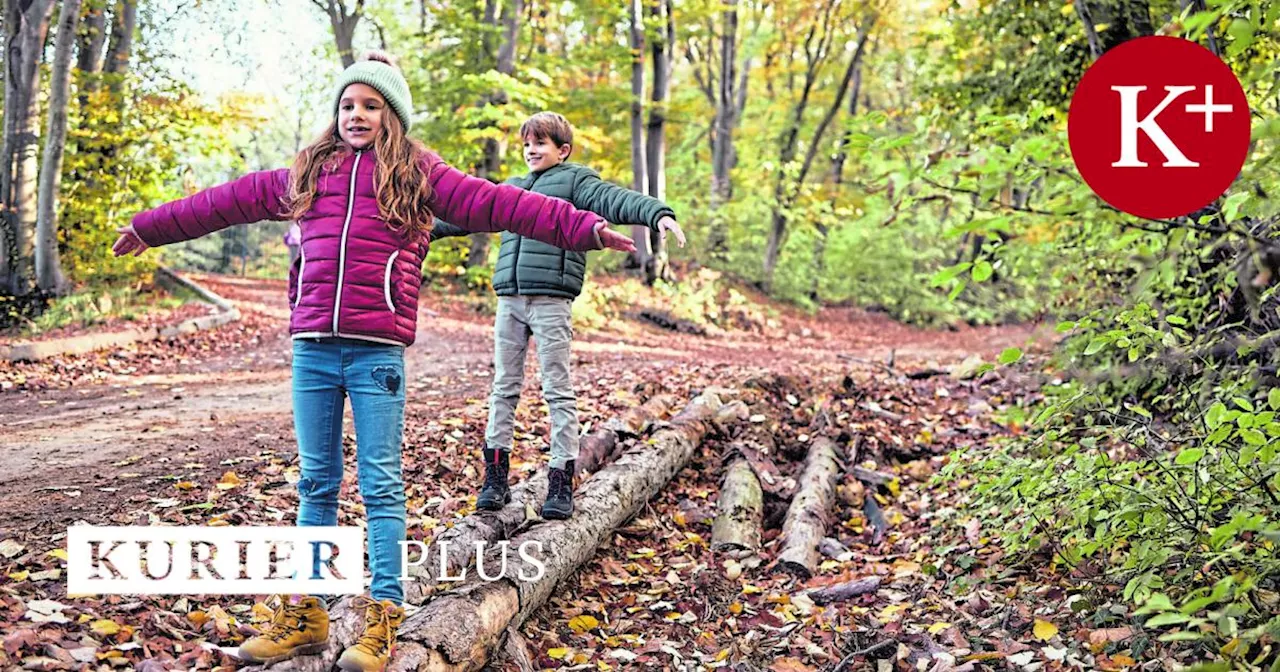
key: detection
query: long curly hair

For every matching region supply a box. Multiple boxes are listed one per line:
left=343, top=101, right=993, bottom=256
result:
left=283, top=58, right=434, bottom=241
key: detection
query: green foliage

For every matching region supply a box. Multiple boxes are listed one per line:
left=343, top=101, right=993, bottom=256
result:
left=4, top=283, right=186, bottom=337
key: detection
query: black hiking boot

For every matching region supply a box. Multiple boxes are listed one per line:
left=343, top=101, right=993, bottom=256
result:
left=541, top=460, right=575, bottom=520
left=476, top=448, right=511, bottom=511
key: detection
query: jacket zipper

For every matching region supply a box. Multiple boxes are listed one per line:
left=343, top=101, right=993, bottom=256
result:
left=333, top=151, right=362, bottom=334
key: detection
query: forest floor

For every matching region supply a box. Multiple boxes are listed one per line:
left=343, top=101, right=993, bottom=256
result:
left=0, top=272, right=1156, bottom=672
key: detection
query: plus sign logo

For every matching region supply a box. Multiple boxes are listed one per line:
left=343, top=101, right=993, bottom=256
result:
left=1068, top=36, right=1250, bottom=220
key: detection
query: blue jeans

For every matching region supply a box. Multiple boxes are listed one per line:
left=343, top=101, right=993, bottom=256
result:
left=291, top=338, right=406, bottom=604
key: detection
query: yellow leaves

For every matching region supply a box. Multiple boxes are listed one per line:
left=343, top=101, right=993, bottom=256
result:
left=174, top=481, right=198, bottom=490
left=741, top=583, right=763, bottom=595
left=47, top=549, right=68, bottom=561
left=90, top=619, right=121, bottom=637
left=547, top=647, right=571, bottom=660
left=216, top=471, right=244, bottom=490
left=8, top=570, right=30, bottom=581
left=188, top=611, right=210, bottom=628
left=927, top=621, right=952, bottom=634
left=891, top=559, right=921, bottom=579
left=728, top=602, right=743, bottom=615
left=568, top=614, right=599, bottom=634
left=886, top=478, right=902, bottom=497
left=1033, top=618, right=1059, bottom=641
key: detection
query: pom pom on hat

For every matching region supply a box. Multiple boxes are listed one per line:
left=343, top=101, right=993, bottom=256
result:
left=334, top=50, right=413, bottom=133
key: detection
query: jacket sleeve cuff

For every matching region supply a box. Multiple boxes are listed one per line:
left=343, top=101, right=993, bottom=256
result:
left=649, top=208, right=677, bottom=231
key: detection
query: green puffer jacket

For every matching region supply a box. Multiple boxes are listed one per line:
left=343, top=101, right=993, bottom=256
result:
left=430, top=162, right=675, bottom=299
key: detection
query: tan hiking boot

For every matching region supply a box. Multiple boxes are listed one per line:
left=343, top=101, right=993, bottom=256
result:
left=238, top=595, right=330, bottom=665
left=336, top=597, right=405, bottom=672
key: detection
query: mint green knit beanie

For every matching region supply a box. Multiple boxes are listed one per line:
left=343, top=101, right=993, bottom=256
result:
left=333, top=51, right=413, bottom=134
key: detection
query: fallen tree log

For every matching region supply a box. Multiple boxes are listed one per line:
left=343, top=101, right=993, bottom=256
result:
left=806, top=576, right=881, bottom=605
left=711, top=448, right=763, bottom=553
left=402, top=394, right=676, bottom=604
left=775, top=436, right=842, bottom=578
left=388, top=391, right=733, bottom=671
left=250, top=395, right=677, bottom=672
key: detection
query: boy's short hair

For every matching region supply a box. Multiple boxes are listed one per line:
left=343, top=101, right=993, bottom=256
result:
left=520, top=112, right=574, bottom=149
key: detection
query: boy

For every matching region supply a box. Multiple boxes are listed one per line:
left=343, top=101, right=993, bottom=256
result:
left=431, top=112, right=684, bottom=519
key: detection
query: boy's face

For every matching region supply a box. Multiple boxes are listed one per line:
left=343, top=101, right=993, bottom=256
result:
left=523, top=134, right=571, bottom=172
left=338, top=83, right=385, bottom=150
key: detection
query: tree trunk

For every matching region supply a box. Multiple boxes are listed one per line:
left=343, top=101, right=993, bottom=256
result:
left=251, top=395, right=681, bottom=672
left=468, top=0, right=523, bottom=269
left=102, top=0, right=134, bottom=98
left=35, top=0, right=82, bottom=294
left=401, top=394, right=675, bottom=605
left=643, top=0, right=673, bottom=285
left=388, top=392, right=732, bottom=671
left=310, top=0, right=364, bottom=68
left=628, top=0, right=649, bottom=271
left=762, top=11, right=874, bottom=293
left=2, top=0, right=57, bottom=296
left=775, top=436, right=841, bottom=577
left=812, top=26, right=868, bottom=301
left=75, top=0, right=106, bottom=72
left=711, top=450, right=762, bottom=552
left=705, top=0, right=751, bottom=262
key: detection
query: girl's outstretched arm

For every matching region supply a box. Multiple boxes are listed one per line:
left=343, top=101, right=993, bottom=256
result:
left=422, top=152, right=634, bottom=253
left=125, top=169, right=292, bottom=250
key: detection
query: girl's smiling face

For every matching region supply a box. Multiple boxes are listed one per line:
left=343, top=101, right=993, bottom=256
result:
left=338, top=83, right=385, bottom=149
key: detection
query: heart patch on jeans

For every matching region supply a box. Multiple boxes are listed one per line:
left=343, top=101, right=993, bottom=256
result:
left=371, top=366, right=402, bottom=394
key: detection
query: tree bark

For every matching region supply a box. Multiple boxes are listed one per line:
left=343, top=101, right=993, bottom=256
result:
left=101, top=0, right=133, bottom=99
left=388, top=392, right=731, bottom=671
left=628, top=0, right=649, bottom=270
left=642, top=0, right=674, bottom=285
left=310, top=0, right=365, bottom=68
left=35, top=0, right=82, bottom=293
left=711, top=449, right=763, bottom=552
left=2, top=0, right=57, bottom=296
left=775, top=436, right=841, bottom=577
left=704, top=0, right=753, bottom=262
left=75, top=0, right=106, bottom=73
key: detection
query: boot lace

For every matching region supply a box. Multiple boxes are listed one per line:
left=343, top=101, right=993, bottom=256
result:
left=350, top=596, right=397, bottom=656
left=548, top=467, right=567, bottom=499
left=260, top=595, right=312, bottom=642
left=483, top=457, right=507, bottom=490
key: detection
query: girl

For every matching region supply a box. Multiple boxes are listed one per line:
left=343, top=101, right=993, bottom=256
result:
left=113, top=51, right=635, bottom=672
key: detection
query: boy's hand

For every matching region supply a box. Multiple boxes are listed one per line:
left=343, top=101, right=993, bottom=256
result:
left=595, top=220, right=637, bottom=253
left=657, top=216, right=686, bottom=248
left=112, top=225, right=150, bottom=257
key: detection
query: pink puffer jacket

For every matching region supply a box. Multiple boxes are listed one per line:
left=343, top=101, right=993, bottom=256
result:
left=131, top=149, right=603, bottom=347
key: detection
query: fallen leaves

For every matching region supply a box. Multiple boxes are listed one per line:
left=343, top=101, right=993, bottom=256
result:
left=1033, top=618, right=1059, bottom=641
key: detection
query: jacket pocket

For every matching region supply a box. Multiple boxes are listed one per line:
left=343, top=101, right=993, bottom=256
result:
left=383, top=250, right=400, bottom=311
left=290, top=247, right=306, bottom=308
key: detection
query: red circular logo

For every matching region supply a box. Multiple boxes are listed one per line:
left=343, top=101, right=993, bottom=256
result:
left=1068, top=36, right=1250, bottom=219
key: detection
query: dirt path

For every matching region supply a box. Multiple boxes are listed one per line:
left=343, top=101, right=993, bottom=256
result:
left=0, top=273, right=1042, bottom=540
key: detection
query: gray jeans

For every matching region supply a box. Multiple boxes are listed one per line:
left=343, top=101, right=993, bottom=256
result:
left=486, top=296, right=579, bottom=469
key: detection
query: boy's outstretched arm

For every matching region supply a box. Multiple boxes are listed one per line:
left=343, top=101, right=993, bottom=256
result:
left=115, top=169, right=292, bottom=256
left=572, top=169, right=686, bottom=247
left=428, top=218, right=470, bottom=243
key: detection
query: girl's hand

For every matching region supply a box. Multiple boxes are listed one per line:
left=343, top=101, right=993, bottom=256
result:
left=656, top=216, right=686, bottom=248
left=112, top=225, right=150, bottom=257
left=594, top=220, right=637, bottom=253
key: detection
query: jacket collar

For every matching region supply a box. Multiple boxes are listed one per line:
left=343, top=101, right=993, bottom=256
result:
left=528, top=161, right=573, bottom=179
